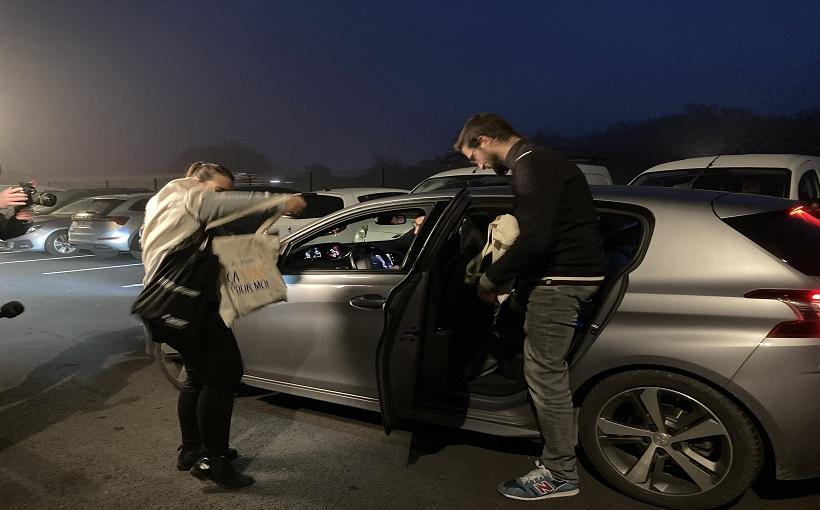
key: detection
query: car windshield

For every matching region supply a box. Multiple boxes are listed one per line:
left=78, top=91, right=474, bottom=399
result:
left=632, top=167, right=791, bottom=198
left=723, top=207, right=820, bottom=277
left=411, top=174, right=510, bottom=193
left=49, top=197, right=98, bottom=215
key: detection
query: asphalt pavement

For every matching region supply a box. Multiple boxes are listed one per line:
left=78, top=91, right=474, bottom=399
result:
left=1, top=248, right=818, bottom=510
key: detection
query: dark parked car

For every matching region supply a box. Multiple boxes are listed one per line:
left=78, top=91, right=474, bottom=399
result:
left=150, top=186, right=820, bottom=509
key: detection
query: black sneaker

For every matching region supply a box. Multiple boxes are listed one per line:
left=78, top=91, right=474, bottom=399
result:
left=177, top=445, right=239, bottom=471
left=191, top=455, right=254, bottom=490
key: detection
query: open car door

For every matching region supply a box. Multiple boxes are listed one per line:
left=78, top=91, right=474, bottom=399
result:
left=376, top=188, right=469, bottom=434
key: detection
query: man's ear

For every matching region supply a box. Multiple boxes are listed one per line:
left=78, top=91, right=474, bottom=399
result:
left=476, top=135, right=491, bottom=146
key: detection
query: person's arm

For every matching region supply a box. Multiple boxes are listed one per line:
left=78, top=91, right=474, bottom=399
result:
left=185, top=189, right=293, bottom=226
left=480, top=168, right=564, bottom=291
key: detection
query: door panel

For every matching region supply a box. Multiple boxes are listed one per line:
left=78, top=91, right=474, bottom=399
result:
left=234, top=272, right=403, bottom=398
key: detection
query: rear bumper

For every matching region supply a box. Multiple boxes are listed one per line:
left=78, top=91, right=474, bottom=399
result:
left=69, top=233, right=129, bottom=252
left=729, top=337, right=820, bottom=480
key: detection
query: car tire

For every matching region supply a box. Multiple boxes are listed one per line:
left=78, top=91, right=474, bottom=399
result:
left=129, top=234, right=142, bottom=260
left=152, top=341, right=186, bottom=391
left=578, top=370, right=763, bottom=510
left=44, top=229, right=79, bottom=256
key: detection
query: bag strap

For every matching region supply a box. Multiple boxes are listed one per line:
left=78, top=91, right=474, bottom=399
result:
left=205, top=194, right=292, bottom=231
left=255, top=214, right=280, bottom=236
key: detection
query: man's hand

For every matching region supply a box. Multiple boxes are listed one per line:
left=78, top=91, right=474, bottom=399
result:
left=15, top=209, right=34, bottom=221
left=0, top=187, right=28, bottom=209
left=284, top=195, right=307, bottom=215
left=477, top=285, right=498, bottom=305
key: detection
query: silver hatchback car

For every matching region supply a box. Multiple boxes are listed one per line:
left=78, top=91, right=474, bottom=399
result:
left=69, top=193, right=154, bottom=257
left=151, top=186, right=819, bottom=509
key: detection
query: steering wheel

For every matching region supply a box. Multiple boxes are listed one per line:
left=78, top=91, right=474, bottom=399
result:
left=349, top=245, right=403, bottom=270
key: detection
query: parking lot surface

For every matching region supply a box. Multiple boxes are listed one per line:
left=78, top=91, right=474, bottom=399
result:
left=1, top=249, right=818, bottom=509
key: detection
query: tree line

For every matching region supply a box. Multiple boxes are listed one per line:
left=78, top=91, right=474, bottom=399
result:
left=169, top=105, right=820, bottom=189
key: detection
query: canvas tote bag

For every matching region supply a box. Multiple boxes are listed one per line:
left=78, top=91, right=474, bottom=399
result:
left=209, top=197, right=291, bottom=326
left=464, top=214, right=520, bottom=295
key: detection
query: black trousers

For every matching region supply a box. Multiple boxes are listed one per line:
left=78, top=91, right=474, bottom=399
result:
left=163, top=308, right=244, bottom=457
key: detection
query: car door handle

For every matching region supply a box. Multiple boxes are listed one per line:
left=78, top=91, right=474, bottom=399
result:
left=349, top=294, right=386, bottom=309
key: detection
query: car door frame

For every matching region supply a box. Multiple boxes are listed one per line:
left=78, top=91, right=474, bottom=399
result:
left=376, top=188, right=470, bottom=435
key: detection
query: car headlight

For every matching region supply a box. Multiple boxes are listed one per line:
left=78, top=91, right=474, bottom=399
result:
left=26, top=224, right=44, bottom=234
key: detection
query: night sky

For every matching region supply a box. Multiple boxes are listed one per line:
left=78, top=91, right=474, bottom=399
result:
left=1, top=0, right=819, bottom=178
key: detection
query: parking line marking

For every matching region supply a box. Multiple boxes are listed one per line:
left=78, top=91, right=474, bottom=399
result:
left=0, top=250, right=28, bottom=255
left=42, top=263, right=143, bottom=275
left=0, top=254, right=95, bottom=265
left=122, top=283, right=144, bottom=288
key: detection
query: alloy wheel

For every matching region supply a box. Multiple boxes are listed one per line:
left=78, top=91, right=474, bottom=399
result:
left=594, top=386, right=732, bottom=496
left=53, top=233, right=78, bottom=254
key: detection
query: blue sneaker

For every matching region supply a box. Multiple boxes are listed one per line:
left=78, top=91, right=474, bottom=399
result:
left=498, top=460, right=579, bottom=500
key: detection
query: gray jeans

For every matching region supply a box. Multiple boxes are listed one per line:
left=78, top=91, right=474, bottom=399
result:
left=523, top=284, right=598, bottom=482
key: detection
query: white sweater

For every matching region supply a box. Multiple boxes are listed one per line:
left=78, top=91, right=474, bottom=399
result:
left=141, top=177, right=288, bottom=284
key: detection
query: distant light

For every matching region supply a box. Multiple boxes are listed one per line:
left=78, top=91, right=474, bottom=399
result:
left=269, top=179, right=281, bottom=183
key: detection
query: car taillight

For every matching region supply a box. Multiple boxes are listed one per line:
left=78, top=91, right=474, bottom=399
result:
left=789, top=205, right=820, bottom=227
left=745, top=289, right=820, bottom=338
left=108, top=216, right=129, bottom=225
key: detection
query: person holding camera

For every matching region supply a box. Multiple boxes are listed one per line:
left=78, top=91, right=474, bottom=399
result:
left=141, top=162, right=305, bottom=490
left=0, top=186, right=34, bottom=240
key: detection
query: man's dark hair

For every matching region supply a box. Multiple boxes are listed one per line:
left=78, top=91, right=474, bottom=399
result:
left=453, top=113, right=520, bottom=151
left=186, top=161, right=235, bottom=183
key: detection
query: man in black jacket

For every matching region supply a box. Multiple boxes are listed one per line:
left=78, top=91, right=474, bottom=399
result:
left=454, top=113, right=606, bottom=501
left=0, top=186, right=34, bottom=240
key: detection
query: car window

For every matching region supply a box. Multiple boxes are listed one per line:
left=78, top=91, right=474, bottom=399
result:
left=633, top=167, right=791, bottom=197
left=723, top=208, right=820, bottom=277
left=281, top=207, right=428, bottom=272
left=50, top=197, right=98, bottom=215
left=357, top=191, right=407, bottom=202
left=128, top=198, right=150, bottom=211
left=411, top=174, right=510, bottom=193
left=284, top=194, right=344, bottom=219
left=798, top=170, right=819, bottom=201
left=85, top=199, right=125, bottom=216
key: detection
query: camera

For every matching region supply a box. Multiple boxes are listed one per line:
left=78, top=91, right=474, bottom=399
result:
left=17, top=181, right=57, bottom=209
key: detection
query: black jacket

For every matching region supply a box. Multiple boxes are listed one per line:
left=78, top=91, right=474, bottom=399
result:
left=0, top=213, right=29, bottom=240
left=483, top=140, right=606, bottom=288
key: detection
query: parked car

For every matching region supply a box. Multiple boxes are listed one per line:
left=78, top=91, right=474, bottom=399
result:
left=629, top=154, right=820, bottom=202
left=149, top=186, right=819, bottom=510
left=5, top=188, right=152, bottom=255
left=271, top=188, right=409, bottom=237
left=31, top=186, right=151, bottom=215
left=68, top=193, right=154, bottom=257
left=411, top=163, right=613, bottom=193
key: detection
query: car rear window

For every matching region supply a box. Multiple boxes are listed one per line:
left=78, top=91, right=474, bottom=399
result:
left=86, top=199, right=125, bottom=216
left=288, top=194, right=344, bottom=219
left=51, top=198, right=97, bottom=215
left=633, top=167, right=791, bottom=198
left=129, top=198, right=149, bottom=211
left=723, top=208, right=820, bottom=277
left=357, top=192, right=406, bottom=202
left=412, top=174, right=510, bottom=193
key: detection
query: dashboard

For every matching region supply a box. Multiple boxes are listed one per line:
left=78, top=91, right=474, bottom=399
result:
left=286, top=242, right=407, bottom=271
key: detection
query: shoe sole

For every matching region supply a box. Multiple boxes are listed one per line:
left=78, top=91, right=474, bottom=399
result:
left=190, top=469, right=254, bottom=490
left=499, top=488, right=579, bottom=500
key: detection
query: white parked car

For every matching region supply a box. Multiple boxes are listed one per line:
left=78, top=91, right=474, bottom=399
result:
left=629, top=154, right=820, bottom=202
left=411, top=163, right=613, bottom=193
left=274, top=188, right=409, bottom=237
